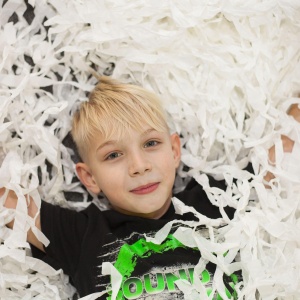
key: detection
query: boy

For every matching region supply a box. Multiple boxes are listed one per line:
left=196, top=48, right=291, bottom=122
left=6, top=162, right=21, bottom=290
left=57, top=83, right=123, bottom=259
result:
left=1, top=76, right=299, bottom=299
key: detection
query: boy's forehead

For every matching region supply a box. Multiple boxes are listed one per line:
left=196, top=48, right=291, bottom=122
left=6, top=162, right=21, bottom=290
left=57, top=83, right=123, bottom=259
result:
left=96, top=126, right=164, bottom=145
left=86, top=116, right=170, bottom=155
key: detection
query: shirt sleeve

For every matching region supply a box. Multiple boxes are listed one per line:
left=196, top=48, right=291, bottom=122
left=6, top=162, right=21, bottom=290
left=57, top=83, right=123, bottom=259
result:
left=39, top=201, right=88, bottom=277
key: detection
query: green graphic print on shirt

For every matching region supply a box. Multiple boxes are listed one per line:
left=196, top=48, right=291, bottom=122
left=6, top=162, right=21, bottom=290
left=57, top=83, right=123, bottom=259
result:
left=106, top=234, right=238, bottom=300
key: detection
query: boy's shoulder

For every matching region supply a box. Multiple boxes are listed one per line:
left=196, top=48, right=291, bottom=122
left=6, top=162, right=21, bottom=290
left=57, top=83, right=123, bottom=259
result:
left=174, top=175, right=235, bottom=219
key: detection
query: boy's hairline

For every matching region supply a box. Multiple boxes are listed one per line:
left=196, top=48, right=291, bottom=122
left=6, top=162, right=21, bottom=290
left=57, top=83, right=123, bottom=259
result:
left=96, top=128, right=163, bottom=151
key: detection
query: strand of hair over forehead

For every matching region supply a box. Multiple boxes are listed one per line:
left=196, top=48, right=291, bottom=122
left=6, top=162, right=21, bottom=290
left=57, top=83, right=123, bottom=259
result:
left=74, top=76, right=168, bottom=156
left=92, top=78, right=167, bottom=135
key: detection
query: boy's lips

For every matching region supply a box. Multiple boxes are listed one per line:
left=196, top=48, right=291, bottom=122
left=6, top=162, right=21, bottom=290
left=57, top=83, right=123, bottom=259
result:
left=130, top=183, right=160, bottom=195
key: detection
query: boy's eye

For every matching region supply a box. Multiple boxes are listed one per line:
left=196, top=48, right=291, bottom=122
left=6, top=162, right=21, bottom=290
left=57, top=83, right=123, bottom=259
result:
left=144, top=140, right=159, bottom=148
left=106, top=152, right=121, bottom=160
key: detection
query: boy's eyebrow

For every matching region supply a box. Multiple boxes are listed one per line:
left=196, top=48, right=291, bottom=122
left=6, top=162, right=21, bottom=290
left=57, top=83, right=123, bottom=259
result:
left=96, top=140, right=118, bottom=152
left=142, top=128, right=157, bottom=136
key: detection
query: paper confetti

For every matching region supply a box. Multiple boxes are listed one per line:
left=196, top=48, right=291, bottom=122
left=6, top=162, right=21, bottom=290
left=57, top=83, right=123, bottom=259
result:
left=0, top=0, right=300, bottom=299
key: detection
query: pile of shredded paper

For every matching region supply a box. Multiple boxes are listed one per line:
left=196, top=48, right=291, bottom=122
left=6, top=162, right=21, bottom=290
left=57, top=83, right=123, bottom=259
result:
left=1, top=0, right=300, bottom=299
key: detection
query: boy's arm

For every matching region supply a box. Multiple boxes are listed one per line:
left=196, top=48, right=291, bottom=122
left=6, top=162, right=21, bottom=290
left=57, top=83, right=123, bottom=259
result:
left=0, top=188, right=44, bottom=252
left=288, top=103, right=300, bottom=123
left=264, top=103, right=300, bottom=183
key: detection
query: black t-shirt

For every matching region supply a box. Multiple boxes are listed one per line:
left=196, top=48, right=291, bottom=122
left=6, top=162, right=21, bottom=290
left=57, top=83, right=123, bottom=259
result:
left=32, top=177, right=238, bottom=299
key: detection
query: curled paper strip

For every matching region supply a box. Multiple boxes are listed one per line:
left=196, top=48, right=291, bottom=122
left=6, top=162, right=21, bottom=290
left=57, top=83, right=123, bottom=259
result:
left=1, top=0, right=300, bottom=299
left=101, top=262, right=123, bottom=300
left=145, top=198, right=243, bottom=298
left=279, top=141, right=300, bottom=181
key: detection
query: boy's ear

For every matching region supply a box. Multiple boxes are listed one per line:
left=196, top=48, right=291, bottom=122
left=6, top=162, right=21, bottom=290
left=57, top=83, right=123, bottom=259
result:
left=76, top=163, right=101, bottom=194
left=170, top=133, right=181, bottom=168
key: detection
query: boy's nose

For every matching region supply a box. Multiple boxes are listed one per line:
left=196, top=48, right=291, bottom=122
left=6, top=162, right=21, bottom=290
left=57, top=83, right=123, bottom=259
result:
left=128, top=152, right=152, bottom=176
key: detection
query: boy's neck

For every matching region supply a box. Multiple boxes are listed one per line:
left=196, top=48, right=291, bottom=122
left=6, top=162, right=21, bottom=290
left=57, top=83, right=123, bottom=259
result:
left=111, top=197, right=172, bottom=220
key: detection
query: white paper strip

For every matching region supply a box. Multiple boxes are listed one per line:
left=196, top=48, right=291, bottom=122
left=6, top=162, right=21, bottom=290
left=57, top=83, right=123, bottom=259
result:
left=1, top=0, right=300, bottom=298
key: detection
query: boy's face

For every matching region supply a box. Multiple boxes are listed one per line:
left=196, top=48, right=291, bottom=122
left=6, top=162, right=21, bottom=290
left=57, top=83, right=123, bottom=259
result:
left=76, top=125, right=181, bottom=219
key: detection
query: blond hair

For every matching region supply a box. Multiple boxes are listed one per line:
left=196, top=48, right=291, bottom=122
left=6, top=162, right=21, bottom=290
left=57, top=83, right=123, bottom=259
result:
left=72, top=76, right=169, bottom=161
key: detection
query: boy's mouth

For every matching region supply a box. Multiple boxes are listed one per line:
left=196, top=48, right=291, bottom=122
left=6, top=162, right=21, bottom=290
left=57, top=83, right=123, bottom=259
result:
left=130, top=183, right=159, bottom=195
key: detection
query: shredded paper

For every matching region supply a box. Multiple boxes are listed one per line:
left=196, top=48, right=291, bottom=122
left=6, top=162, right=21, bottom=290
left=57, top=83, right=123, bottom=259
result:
left=1, top=0, right=300, bottom=299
